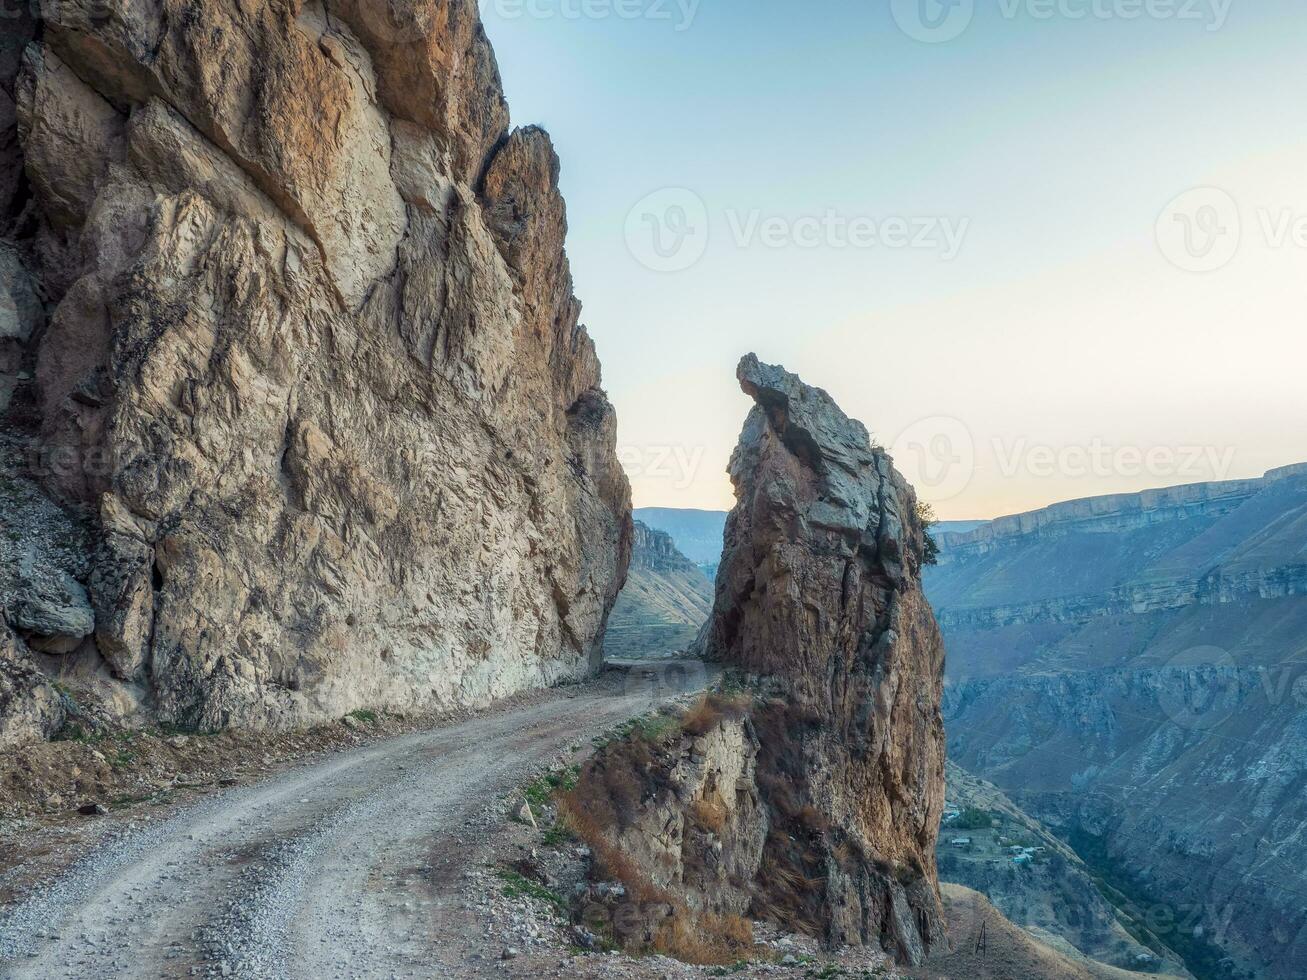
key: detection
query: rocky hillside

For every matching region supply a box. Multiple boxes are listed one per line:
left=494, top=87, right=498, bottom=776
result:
left=928, top=884, right=1173, bottom=980
left=0, top=0, right=631, bottom=745
left=927, top=466, right=1307, bottom=979
left=938, top=763, right=1190, bottom=978
left=603, top=521, right=712, bottom=660
left=568, top=356, right=947, bottom=966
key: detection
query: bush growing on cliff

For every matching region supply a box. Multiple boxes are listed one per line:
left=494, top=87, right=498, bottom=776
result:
left=915, top=501, right=940, bottom=566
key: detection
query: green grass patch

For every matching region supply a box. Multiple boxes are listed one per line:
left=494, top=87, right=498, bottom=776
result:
left=594, top=713, right=683, bottom=751
left=346, top=709, right=379, bottom=725
left=524, top=766, right=580, bottom=809
left=541, top=822, right=575, bottom=849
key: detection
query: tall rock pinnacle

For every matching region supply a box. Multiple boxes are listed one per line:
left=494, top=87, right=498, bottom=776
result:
left=701, top=354, right=947, bottom=962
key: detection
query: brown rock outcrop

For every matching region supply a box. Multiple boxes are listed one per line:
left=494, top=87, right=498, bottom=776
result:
left=570, top=356, right=946, bottom=965
left=0, top=0, right=631, bottom=740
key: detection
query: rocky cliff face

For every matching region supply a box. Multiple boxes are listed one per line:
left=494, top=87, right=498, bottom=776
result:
left=573, top=357, right=946, bottom=966
left=928, top=467, right=1307, bottom=979
left=0, top=0, right=631, bottom=741
left=603, top=521, right=712, bottom=660
left=931, top=464, right=1307, bottom=635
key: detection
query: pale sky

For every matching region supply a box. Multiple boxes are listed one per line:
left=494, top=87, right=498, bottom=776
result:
left=480, top=1, right=1307, bottom=519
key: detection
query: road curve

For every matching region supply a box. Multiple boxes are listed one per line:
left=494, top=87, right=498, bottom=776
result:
left=0, top=665, right=702, bottom=979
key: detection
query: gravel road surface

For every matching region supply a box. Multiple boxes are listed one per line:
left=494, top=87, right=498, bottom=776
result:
left=0, top=666, right=700, bottom=979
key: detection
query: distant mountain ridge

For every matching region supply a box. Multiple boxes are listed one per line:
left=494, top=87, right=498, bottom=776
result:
left=603, top=521, right=713, bottom=660
left=632, top=508, right=727, bottom=565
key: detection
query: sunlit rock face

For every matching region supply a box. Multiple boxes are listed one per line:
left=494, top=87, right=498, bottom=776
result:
left=0, top=0, right=631, bottom=740
left=695, top=355, right=946, bottom=964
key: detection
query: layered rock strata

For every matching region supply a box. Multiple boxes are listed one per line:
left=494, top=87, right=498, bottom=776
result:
left=930, top=465, right=1307, bottom=978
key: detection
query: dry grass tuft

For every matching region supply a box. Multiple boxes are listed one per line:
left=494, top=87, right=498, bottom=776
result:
left=796, top=804, right=830, bottom=834
left=690, top=793, right=729, bottom=834
left=681, top=692, right=754, bottom=738
left=680, top=698, right=724, bottom=737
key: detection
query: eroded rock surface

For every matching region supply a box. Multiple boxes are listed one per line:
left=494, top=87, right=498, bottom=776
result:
left=0, top=0, right=631, bottom=740
left=572, top=357, right=945, bottom=966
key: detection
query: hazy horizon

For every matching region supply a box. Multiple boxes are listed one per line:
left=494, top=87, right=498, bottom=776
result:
left=481, top=1, right=1307, bottom=520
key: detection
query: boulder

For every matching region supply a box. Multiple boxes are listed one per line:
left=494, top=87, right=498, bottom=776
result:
left=0, top=624, right=66, bottom=748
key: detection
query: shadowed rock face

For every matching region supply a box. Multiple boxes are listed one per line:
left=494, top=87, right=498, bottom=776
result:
left=0, top=0, right=631, bottom=739
left=698, top=355, right=946, bottom=963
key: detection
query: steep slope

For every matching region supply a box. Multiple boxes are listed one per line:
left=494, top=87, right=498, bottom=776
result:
left=925, top=885, right=1178, bottom=980
left=0, top=0, right=631, bottom=741
left=927, top=466, right=1307, bottom=980
left=938, top=763, right=1191, bottom=977
left=603, top=521, right=712, bottom=660
left=569, top=356, right=947, bottom=966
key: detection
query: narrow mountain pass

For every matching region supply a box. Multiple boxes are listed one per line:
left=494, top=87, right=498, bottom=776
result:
left=0, top=666, right=705, bottom=980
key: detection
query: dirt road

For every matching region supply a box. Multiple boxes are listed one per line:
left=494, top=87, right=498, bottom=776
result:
left=0, top=665, right=704, bottom=979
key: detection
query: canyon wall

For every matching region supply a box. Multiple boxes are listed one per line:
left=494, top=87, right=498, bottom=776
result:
left=0, top=0, right=631, bottom=743
left=929, top=466, right=1307, bottom=979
